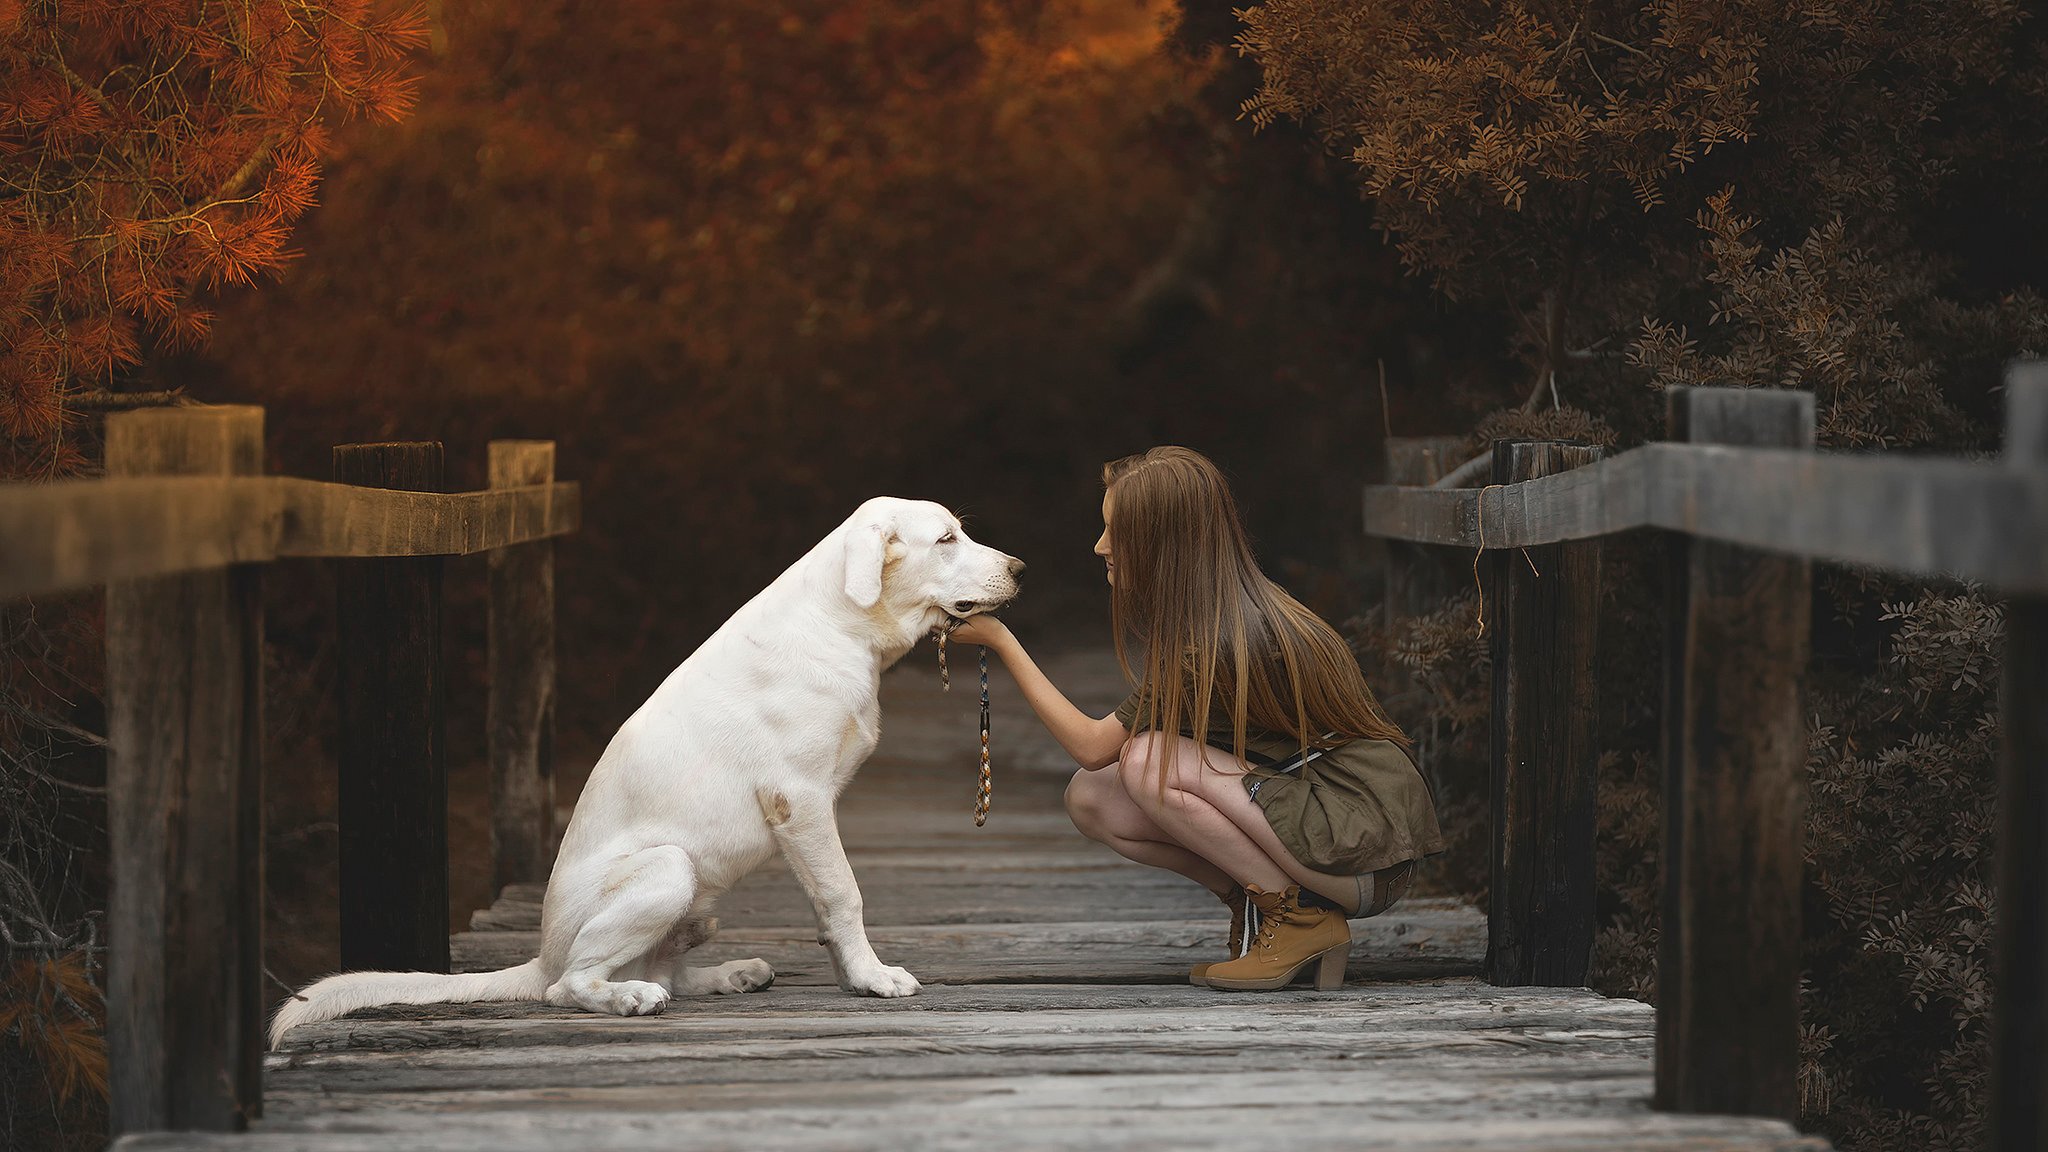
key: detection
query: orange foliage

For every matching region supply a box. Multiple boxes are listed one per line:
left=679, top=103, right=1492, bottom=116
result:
left=0, top=951, right=106, bottom=1110
left=0, top=0, right=428, bottom=477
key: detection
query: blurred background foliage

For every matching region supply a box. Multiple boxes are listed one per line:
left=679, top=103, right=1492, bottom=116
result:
left=6, top=2, right=2047, bottom=1149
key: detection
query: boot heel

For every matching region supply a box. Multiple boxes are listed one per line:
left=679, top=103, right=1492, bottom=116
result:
left=1313, top=945, right=1347, bottom=990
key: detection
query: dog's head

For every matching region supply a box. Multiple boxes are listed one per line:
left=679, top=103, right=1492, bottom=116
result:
left=840, top=497, right=1022, bottom=627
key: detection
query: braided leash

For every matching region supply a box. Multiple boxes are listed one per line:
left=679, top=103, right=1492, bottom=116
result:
left=934, top=618, right=994, bottom=826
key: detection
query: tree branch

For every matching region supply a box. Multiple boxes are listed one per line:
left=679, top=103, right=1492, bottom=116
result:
left=67, top=388, right=188, bottom=412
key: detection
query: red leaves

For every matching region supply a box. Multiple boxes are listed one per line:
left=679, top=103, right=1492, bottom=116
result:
left=0, top=1, right=428, bottom=476
left=66, top=312, right=141, bottom=380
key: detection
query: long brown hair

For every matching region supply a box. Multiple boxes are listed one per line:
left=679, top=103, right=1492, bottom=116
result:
left=1103, top=446, right=1408, bottom=767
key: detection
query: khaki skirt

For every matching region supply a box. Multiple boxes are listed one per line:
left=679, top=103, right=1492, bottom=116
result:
left=1234, top=737, right=1444, bottom=876
left=1113, top=693, right=1444, bottom=876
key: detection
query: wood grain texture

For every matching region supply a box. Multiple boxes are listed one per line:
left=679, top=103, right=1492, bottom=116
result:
left=1486, top=441, right=1601, bottom=987
left=1656, top=388, right=1812, bottom=1121
left=104, top=406, right=264, bottom=1134
left=1360, top=433, right=2048, bottom=591
left=488, top=441, right=558, bottom=888
left=1995, top=360, right=2048, bottom=1152
left=334, top=444, right=451, bottom=974
left=0, top=471, right=579, bottom=599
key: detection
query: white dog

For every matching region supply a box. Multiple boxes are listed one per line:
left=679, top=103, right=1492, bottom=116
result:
left=269, top=497, right=1022, bottom=1045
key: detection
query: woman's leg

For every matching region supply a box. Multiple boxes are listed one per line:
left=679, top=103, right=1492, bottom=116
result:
left=1117, top=732, right=1362, bottom=910
left=1064, top=767, right=1235, bottom=897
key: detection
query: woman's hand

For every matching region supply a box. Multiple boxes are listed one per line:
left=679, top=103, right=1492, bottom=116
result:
left=943, top=614, right=1011, bottom=650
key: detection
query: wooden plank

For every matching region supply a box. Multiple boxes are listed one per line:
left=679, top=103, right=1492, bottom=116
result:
left=284, top=979, right=1658, bottom=1049
left=1361, top=440, right=2048, bottom=591
left=1995, top=360, right=2048, bottom=1152
left=1486, top=441, right=1601, bottom=987
left=447, top=907, right=1488, bottom=987
left=1655, top=388, right=1811, bottom=1121
left=273, top=476, right=579, bottom=558
left=487, top=441, right=558, bottom=888
left=0, top=474, right=579, bottom=599
left=104, top=406, right=264, bottom=1134
left=118, top=1113, right=1827, bottom=1152
left=334, top=443, right=451, bottom=973
left=119, top=982, right=1834, bottom=1151
left=471, top=864, right=1226, bottom=931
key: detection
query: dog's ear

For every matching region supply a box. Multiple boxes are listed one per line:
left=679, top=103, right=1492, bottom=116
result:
left=843, top=520, right=892, bottom=609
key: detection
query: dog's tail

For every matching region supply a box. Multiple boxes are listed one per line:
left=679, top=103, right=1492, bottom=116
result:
left=268, top=958, right=548, bottom=1049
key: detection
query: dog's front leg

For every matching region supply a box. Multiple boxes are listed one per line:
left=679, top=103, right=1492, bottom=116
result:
left=760, top=787, right=919, bottom=997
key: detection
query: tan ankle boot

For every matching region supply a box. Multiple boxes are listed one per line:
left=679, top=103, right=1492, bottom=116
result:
left=1201, top=885, right=1351, bottom=991
left=1188, top=886, right=1249, bottom=987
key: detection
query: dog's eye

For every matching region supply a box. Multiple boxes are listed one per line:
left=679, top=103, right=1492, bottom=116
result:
left=937, top=531, right=956, bottom=544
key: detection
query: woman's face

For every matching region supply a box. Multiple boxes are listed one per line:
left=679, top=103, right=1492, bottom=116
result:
left=1094, top=492, right=1115, bottom=586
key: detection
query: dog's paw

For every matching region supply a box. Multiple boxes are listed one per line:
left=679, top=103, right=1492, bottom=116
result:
left=723, top=958, right=775, bottom=993
left=679, top=958, right=774, bottom=995
left=603, top=980, right=672, bottom=1017
left=844, top=963, right=920, bottom=998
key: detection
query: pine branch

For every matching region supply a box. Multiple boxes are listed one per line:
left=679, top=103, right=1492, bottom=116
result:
left=66, top=388, right=187, bottom=412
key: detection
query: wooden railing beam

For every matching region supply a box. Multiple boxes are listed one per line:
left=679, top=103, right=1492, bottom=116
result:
left=104, top=406, right=264, bottom=1134
left=333, top=442, right=451, bottom=974
left=0, top=474, right=580, bottom=600
left=1995, top=359, right=2048, bottom=1152
left=1485, top=440, right=1602, bottom=988
left=1655, top=387, right=1812, bottom=1121
left=1361, top=442, right=2048, bottom=591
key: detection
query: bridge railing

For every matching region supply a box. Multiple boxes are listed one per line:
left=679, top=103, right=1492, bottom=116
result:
left=1364, top=365, right=2047, bottom=1149
left=0, top=405, right=580, bottom=1136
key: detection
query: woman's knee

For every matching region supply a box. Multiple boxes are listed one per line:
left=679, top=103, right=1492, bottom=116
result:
left=1114, top=731, right=1171, bottom=797
left=1064, top=768, right=1121, bottom=840
left=1118, top=732, right=1218, bottom=806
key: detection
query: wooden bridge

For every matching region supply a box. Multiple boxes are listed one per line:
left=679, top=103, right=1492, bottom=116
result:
left=6, top=370, right=2048, bottom=1147
left=128, top=654, right=1821, bottom=1151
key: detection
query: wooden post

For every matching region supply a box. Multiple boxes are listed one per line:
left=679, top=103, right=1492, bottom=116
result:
left=1655, top=387, right=1813, bottom=1120
left=488, top=441, right=558, bottom=890
left=1995, top=360, right=2048, bottom=1152
left=104, top=406, right=264, bottom=1134
left=333, top=443, right=449, bottom=973
left=1484, top=440, right=1603, bottom=987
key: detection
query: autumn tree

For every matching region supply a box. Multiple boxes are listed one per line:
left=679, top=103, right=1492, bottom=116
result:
left=1233, top=2, right=2048, bottom=1147
left=0, top=5, right=425, bottom=1147
left=0, top=0, right=426, bottom=476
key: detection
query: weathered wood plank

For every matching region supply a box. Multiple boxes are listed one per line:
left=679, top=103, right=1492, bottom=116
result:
left=473, top=862, right=1228, bottom=930
left=119, top=1060, right=1830, bottom=1152
left=334, top=444, right=451, bottom=974
left=275, top=475, right=579, bottom=558
left=1486, top=440, right=1601, bottom=987
left=1995, top=360, right=2048, bottom=1152
left=1361, top=439, right=2048, bottom=591
left=104, top=406, right=264, bottom=1134
left=449, top=906, right=1486, bottom=986
left=488, top=441, right=558, bottom=888
left=0, top=473, right=579, bottom=598
left=1656, top=388, right=1811, bottom=1121
left=284, top=979, right=1658, bottom=1050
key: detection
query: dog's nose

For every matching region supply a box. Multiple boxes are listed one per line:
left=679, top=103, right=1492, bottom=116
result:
left=1006, top=556, right=1026, bottom=576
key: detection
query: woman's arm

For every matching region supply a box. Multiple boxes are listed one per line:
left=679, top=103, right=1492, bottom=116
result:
left=943, top=617, right=1127, bottom=770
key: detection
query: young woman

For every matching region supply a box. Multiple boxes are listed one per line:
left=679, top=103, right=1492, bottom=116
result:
left=946, top=446, right=1443, bottom=991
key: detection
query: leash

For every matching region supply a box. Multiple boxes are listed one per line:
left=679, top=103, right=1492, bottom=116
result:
left=934, top=618, right=994, bottom=826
